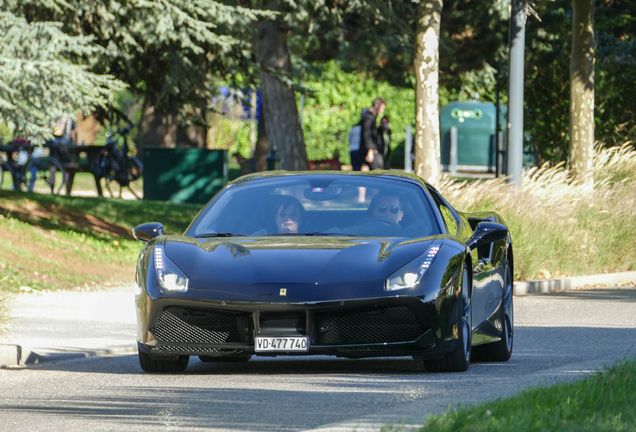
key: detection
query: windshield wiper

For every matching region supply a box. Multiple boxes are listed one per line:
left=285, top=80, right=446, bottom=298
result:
left=194, top=233, right=246, bottom=238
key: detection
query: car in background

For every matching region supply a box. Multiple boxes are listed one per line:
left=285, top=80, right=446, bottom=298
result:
left=132, top=171, right=514, bottom=373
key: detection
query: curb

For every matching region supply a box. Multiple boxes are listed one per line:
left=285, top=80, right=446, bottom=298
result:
left=0, top=343, right=137, bottom=369
left=513, top=271, right=636, bottom=296
left=0, top=344, right=21, bottom=368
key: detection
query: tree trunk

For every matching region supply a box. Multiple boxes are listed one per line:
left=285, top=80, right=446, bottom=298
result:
left=138, top=96, right=179, bottom=157
left=414, top=0, right=443, bottom=186
left=570, top=0, right=595, bottom=185
left=253, top=108, right=269, bottom=172
left=255, top=17, right=308, bottom=171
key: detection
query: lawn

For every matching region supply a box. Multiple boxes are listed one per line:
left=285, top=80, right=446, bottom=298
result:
left=416, top=357, right=636, bottom=432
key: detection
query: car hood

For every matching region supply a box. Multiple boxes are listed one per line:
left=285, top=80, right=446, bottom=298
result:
left=163, top=236, right=436, bottom=287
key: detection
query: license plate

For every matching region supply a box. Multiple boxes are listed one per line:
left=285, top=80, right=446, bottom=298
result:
left=255, top=336, right=309, bottom=352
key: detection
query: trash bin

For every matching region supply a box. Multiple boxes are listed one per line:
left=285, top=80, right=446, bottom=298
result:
left=440, top=101, right=506, bottom=173
left=142, top=147, right=228, bottom=204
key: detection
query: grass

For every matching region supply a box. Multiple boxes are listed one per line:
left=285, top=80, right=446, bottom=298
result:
left=0, top=190, right=200, bottom=294
left=439, top=144, right=636, bottom=280
left=415, top=357, right=636, bottom=432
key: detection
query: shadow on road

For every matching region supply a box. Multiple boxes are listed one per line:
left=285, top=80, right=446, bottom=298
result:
left=537, top=288, right=636, bottom=302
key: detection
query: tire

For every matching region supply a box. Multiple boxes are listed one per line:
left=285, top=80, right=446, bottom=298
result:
left=0, top=163, right=8, bottom=190
left=423, top=265, right=472, bottom=372
left=138, top=349, right=189, bottom=373
left=23, top=157, right=65, bottom=194
left=199, top=356, right=250, bottom=363
left=126, top=157, right=143, bottom=199
left=472, top=259, right=514, bottom=362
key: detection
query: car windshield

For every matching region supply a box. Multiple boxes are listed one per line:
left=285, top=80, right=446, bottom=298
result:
left=186, top=175, right=442, bottom=238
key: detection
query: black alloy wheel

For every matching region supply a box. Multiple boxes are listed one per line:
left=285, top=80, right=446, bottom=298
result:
left=473, top=259, right=514, bottom=362
left=423, top=265, right=472, bottom=372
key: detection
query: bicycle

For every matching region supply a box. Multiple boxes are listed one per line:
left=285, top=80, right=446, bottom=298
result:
left=0, top=141, right=65, bottom=194
left=97, top=124, right=143, bottom=199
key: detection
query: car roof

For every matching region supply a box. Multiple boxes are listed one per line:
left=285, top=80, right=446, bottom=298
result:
left=229, top=170, right=430, bottom=188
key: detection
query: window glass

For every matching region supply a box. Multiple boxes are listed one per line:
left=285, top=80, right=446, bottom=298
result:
left=187, top=176, right=442, bottom=238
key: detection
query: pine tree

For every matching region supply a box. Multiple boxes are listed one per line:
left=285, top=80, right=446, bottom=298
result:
left=0, top=11, right=124, bottom=140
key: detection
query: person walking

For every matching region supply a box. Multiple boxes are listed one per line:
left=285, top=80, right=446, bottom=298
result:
left=378, top=115, right=392, bottom=170
left=348, top=108, right=368, bottom=171
left=359, top=97, right=386, bottom=171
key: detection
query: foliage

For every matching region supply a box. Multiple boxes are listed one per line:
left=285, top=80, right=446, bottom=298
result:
left=595, top=0, right=636, bottom=147
left=0, top=11, right=124, bottom=141
left=230, top=61, right=466, bottom=164
left=418, top=357, right=636, bottom=432
left=8, top=0, right=274, bottom=131
left=525, top=0, right=636, bottom=164
left=439, top=144, right=636, bottom=280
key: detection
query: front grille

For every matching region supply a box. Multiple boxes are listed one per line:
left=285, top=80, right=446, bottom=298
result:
left=152, top=307, right=250, bottom=344
left=316, top=307, right=425, bottom=345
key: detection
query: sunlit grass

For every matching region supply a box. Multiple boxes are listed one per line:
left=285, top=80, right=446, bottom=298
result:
left=439, top=144, right=636, bottom=280
left=417, top=357, right=636, bottom=432
left=0, top=191, right=200, bottom=293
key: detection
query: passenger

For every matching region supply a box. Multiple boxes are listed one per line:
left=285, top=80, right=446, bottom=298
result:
left=268, top=195, right=309, bottom=234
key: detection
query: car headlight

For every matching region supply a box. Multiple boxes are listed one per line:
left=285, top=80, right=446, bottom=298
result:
left=154, top=245, right=189, bottom=292
left=385, top=245, right=440, bottom=291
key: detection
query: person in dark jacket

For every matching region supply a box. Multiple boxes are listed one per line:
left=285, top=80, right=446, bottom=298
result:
left=359, top=97, right=386, bottom=171
left=378, top=115, right=392, bottom=170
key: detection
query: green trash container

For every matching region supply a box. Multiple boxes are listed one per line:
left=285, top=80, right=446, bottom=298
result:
left=142, top=147, right=228, bottom=204
left=440, top=101, right=506, bottom=173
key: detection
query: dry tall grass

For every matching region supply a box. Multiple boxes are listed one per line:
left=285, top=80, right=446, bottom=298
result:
left=439, top=144, right=636, bottom=280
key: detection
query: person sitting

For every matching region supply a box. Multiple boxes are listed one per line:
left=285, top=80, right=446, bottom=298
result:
left=370, top=193, right=404, bottom=226
left=256, top=195, right=313, bottom=235
left=337, top=192, right=405, bottom=236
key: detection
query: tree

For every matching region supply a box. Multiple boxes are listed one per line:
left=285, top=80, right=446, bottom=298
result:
left=253, top=2, right=308, bottom=171
left=10, top=0, right=272, bottom=148
left=0, top=11, right=123, bottom=140
left=569, top=0, right=595, bottom=184
left=414, top=0, right=443, bottom=185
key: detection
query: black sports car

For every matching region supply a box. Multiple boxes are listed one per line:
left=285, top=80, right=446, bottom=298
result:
left=133, top=171, right=514, bottom=373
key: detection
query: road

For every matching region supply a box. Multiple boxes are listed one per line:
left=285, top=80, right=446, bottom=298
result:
left=0, top=288, right=635, bottom=431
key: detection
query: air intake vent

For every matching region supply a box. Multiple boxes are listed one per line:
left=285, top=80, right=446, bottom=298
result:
left=317, top=307, right=425, bottom=345
left=153, top=307, right=250, bottom=344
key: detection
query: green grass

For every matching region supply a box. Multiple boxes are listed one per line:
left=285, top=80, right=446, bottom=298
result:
left=0, top=190, right=200, bottom=294
left=416, top=358, right=636, bottom=432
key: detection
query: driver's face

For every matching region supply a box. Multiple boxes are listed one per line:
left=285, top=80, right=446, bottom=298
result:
left=373, top=196, right=403, bottom=224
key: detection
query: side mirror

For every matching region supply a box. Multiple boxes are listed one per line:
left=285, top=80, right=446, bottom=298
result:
left=466, top=222, right=508, bottom=250
left=132, top=222, right=164, bottom=242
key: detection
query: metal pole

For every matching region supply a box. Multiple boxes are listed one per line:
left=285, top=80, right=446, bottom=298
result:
left=405, top=126, right=413, bottom=173
left=507, top=0, right=526, bottom=184
left=450, top=126, right=458, bottom=175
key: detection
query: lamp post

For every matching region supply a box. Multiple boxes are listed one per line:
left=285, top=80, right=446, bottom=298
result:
left=507, top=0, right=526, bottom=183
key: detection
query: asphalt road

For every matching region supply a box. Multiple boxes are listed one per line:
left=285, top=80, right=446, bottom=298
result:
left=1, top=287, right=635, bottom=431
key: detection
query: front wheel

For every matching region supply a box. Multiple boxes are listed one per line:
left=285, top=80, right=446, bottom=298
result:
left=23, top=157, right=65, bottom=194
left=138, top=349, right=189, bottom=373
left=423, top=265, right=472, bottom=372
left=472, top=259, right=514, bottom=362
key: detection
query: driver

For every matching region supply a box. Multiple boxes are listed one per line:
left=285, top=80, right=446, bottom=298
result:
left=372, top=194, right=404, bottom=225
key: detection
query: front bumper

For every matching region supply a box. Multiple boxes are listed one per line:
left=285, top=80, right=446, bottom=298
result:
left=137, top=296, right=458, bottom=359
